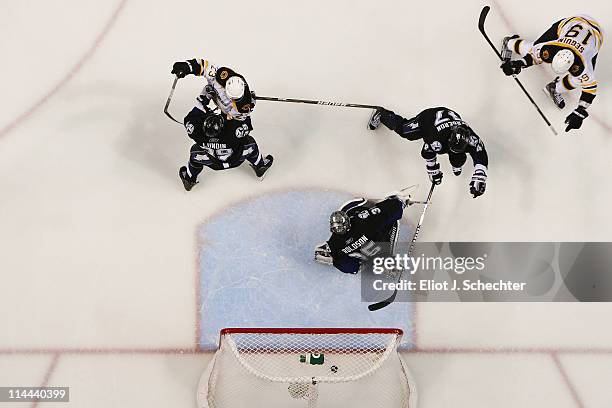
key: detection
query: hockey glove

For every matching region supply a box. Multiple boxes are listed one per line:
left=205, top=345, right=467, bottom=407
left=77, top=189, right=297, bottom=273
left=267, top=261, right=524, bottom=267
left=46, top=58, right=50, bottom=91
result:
left=564, top=106, right=588, bottom=132
left=500, top=60, right=525, bottom=76
left=314, top=242, right=333, bottom=266
left=426, top=163, right=443, bottom=185
left=171, top=61, right=192, bottom=78
left=469, top=168, right=487, bottom=198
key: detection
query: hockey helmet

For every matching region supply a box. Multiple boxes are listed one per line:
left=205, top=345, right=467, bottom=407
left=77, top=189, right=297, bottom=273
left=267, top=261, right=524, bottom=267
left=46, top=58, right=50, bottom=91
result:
left=203, top=113, right=225, bottom=138
left=225, top=76, right=246, bottom=100
left=448, top=124, right=470, bottom=154
left=551, top=49, right=574, bottom=75
left=330, top=211, right=350, bottom=234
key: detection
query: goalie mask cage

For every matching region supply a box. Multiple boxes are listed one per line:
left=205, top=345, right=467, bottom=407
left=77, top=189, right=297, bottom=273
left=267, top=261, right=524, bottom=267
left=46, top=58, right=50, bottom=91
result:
left=197, top=328, right=417, bottom=408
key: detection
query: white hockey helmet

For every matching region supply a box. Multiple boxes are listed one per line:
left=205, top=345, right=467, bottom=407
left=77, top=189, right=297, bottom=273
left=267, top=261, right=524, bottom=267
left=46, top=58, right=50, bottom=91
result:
left=225, top=76, right=246, bottom=100
left=551, top=49, right=574, bottom=75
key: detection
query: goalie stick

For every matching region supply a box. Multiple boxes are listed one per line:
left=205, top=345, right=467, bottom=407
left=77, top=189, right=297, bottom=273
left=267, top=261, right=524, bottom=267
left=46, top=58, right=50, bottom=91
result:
left=368, top=183, right=436, bottom=311
left=164, top=76, right=182, bottom=125
left=478, top=6, right=558, bottom=136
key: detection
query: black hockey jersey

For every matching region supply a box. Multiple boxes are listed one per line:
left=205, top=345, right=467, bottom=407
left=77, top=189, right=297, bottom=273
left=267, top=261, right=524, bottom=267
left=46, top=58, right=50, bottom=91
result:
left=184, top=108, right=256, bottom=169
left=327, top=197, right=405, bottom=274
left=387, top=107, right=488, bottom=167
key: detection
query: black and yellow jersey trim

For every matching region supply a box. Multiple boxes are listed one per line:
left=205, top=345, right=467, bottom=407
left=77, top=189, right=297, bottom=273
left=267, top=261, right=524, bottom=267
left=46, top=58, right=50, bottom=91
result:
left=557, top=16, right=604, bottom=47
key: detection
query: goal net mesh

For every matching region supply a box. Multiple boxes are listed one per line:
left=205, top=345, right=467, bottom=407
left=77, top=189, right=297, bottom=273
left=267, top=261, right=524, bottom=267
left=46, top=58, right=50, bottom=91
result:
left=197, top=328, right=416, bottom=408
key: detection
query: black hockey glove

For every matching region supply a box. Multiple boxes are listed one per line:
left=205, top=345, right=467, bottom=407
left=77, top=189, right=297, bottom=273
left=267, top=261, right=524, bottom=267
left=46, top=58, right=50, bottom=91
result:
left=469, top=169, right=487, bottom=198
left=171, top=61, right=192, bottom=78
left=500, top=60, right=525, bottom=76
left=426, top=163, right=443, bottom=185
left=564, top=106, right=589, bottom=132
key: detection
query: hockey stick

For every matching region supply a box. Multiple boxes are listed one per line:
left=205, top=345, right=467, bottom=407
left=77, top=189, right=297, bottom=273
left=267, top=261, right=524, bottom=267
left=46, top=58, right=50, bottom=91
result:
left=368, top=183, right=436, bottom=311
left=255, top=95, right=381, bottom=110
left=478, top=6, right=558, bottom=136
left=164, top=76, right=183, bottom=125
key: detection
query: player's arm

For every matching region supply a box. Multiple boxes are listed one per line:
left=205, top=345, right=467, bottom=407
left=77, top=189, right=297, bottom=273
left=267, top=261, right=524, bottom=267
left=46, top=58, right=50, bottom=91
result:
left=563, top=70, right=597, bottom=132
left=370, top=197, right=406, bottom=225
left=420, top=144, right=442, bottom=185
left=171, top=58, right=212, bottom=78
left=466, top=135, right=488, bottom=198
left=338, top=198, right=367, bottom=212
left=466, top=135, right=489, bottom=168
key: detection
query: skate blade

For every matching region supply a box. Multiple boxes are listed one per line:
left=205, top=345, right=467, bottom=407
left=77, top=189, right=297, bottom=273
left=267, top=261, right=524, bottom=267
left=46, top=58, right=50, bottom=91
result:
left=258, top=166, right=272, bottom=181
left=541, top=87, right=564, bottom=110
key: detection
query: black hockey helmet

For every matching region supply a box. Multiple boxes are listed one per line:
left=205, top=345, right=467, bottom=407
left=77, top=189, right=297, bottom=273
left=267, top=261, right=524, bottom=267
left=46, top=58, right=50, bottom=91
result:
left=448, top=124, right=470, bottom=154
left=203, top=113, right=225, bottom=138
left=330, top=211, right=350, bottom=234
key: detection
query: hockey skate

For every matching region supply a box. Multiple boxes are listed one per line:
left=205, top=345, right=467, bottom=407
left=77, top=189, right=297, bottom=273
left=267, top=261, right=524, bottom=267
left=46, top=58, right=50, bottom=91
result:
left=544, top=78, right=566, bottom=109
left=252, top=155, right=274, bottom=179
left=179, top=166, right=198, bottom=191
left=368, top=108, right=383, bottom=130
left=500, top=34, right=519, bottom=61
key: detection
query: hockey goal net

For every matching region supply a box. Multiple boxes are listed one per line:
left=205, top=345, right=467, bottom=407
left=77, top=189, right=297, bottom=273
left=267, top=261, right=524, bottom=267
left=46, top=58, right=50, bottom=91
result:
left=197, top=328, right=417, bottom=408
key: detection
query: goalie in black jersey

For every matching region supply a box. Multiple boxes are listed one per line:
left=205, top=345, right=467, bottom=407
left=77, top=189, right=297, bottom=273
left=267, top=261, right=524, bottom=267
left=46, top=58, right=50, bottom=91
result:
left=314, top=196, right=406, bottom=274
left=368, top=107, right=489, bottom=198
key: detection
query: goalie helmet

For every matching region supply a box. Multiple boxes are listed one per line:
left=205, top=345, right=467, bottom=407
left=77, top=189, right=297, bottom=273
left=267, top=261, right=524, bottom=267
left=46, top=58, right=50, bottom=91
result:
left=203, top=113, right=225, bottom=138
left=551, top=49, right=574, bottom=75
left=448, top=124, right=470, bottom=154
left=330, top=211, right=350, bottom=234
left=225, top=76, right=246, bottom=100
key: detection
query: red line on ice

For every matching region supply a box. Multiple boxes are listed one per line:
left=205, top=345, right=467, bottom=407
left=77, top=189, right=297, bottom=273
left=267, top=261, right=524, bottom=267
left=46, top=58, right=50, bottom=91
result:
left=30, top=353, right=60, bottom=408
left=551, top=352, right=586, bottom=408
left=0, top=0, right=129, bottom=138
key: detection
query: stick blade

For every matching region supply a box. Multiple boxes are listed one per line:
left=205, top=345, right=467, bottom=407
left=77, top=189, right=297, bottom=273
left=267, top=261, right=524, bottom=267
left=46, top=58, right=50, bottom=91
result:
left=367, top=291, right=397, bottom=311
left=478, top=6, right=491, bottom=32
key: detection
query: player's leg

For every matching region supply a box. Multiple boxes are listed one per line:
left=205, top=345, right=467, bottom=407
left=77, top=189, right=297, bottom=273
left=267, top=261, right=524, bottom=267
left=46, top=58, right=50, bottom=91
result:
left=544, top=76, right=569, bottom=109
left=243, top=136, right=273, bottom=178
left=449, top=152, right=468, bottom=176
left=179, top=144, right=215, bottom=191
left=504, top=20, right=563, bottom=58
left=369, top=108, right=414, bottom=133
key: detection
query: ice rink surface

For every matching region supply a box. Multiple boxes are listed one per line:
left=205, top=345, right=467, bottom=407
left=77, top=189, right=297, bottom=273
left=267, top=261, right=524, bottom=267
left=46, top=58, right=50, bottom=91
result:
left=1, top=0, right=611, bottom=406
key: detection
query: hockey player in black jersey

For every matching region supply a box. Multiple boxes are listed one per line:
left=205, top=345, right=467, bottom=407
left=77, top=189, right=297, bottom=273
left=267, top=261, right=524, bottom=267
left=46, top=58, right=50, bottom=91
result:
left=314, top=196, right=406, bottom=274
left=170, top=58, right=272, bottom=190
left=368, top=107, right=488, bottom=198
left=177, top=109, right=273, bottom=191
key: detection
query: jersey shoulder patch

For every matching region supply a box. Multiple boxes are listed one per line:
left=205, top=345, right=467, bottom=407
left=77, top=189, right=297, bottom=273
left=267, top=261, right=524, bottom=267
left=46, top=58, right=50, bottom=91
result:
left=215, top=67, right=238, bottom=86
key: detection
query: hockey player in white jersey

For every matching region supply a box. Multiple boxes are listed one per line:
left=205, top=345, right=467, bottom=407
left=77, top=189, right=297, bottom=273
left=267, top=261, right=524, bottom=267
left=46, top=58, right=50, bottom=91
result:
left=170, top=58, right=273, bottom=189
left=171, top=58, right=257, bottom=121
left=500, top=15, right=603, bottom=132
